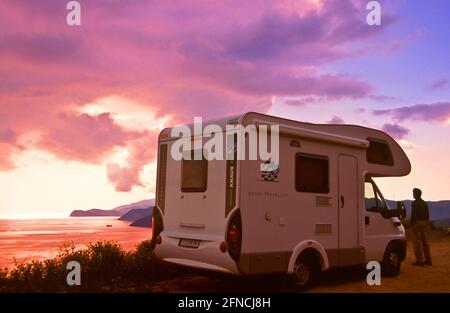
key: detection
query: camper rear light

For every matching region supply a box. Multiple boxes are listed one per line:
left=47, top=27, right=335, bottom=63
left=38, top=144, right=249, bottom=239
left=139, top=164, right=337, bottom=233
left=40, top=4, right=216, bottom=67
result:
left=151, top=207, right=164, bottom=248
left=151, top=214, right=155, bottom=237
left=226, top=211, right=242, bottom=262
left=219, top=241, right=227, bottom=253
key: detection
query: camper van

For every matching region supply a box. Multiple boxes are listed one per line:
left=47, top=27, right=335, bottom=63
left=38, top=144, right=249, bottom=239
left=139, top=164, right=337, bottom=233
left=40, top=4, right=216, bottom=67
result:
left=152, top=112, right=410, bottom=289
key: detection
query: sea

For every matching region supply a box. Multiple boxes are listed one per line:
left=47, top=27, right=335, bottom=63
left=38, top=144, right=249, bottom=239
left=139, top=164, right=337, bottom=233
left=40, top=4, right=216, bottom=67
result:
left=0, top=217, right=151, bottom=269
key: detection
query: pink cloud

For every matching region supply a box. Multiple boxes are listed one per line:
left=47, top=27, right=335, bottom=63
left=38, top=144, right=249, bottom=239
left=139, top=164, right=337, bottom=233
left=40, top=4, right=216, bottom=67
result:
left=373, top=102, right=450, bottom=123
left=107, top=134, right=158, bottom=192
left=381, top=123, right=410, bottom=140
left=0, top=0, right=401, bottom=190
left=38, top=112, right=144, bottom=163
left=0, top=143, right=17, bottom=171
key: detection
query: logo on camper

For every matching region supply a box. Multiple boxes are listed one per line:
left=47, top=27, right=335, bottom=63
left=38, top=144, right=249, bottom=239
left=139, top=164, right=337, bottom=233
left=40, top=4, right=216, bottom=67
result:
left=259, top=160, right=279, bottom=182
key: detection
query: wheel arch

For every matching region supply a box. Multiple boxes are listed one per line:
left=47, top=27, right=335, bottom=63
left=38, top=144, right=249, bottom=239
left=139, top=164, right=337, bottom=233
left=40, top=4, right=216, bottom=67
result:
left=287, top=240, right=330, bottom=273
left=384, top=239, right=407, bottom=261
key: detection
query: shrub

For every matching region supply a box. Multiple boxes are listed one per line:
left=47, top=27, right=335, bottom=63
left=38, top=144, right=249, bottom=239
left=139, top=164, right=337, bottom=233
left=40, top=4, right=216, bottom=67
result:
left=0, top=239, right=190, bottom=292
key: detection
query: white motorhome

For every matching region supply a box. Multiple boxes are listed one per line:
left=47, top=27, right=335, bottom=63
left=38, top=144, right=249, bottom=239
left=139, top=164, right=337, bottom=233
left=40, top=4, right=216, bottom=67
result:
left=152, top=112, right=410, bottom=289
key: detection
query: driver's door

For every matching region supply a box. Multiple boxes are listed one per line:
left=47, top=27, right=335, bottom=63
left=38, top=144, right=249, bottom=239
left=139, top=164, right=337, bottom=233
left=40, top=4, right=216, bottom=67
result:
left=364, top=179, right=396, bottom=262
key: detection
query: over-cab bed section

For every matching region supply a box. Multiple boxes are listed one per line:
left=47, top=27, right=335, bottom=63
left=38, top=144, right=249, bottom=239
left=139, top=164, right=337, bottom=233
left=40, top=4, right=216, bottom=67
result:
left=240, top=112, right=411, bottom=178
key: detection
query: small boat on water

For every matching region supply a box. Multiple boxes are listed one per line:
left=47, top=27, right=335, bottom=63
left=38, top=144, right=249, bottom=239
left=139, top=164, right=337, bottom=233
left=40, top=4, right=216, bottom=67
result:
left=106, top=224, right=112, bottom=227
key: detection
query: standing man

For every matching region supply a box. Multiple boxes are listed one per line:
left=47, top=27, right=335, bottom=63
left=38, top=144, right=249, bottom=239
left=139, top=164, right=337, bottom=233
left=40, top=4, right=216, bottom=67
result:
left=410, top=188, right=432, bottom=266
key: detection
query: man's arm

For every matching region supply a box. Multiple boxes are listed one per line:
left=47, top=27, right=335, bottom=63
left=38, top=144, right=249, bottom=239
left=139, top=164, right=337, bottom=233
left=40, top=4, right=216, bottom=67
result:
left=424, top=201, right=430, bottom=221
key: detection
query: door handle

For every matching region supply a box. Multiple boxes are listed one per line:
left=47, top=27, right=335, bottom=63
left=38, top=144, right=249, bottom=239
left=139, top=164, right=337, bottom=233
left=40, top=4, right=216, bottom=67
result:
left=340, top=195, right=345, bottom=208
left=365, top=216, right=370, bottom=225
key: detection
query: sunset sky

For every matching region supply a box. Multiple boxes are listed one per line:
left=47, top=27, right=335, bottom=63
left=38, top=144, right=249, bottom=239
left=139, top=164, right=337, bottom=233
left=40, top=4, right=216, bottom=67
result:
left=1, top=0, right=449, bottom=218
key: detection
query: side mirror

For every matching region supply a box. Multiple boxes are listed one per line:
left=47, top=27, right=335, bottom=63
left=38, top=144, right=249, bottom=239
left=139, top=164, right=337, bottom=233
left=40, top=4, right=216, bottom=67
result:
left=396, top=201, right=407, bottom=219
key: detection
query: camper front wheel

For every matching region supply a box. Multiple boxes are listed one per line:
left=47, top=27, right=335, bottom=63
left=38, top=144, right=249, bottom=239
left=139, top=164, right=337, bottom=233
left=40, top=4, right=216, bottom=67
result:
left=291, top=252, right=319, bottom=291
left=381, top=245, right=402, bottom=277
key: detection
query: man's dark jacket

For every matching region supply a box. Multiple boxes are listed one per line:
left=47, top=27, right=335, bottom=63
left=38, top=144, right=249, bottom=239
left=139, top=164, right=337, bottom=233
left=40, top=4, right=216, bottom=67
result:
left=411, top=198, right=429, bottom=225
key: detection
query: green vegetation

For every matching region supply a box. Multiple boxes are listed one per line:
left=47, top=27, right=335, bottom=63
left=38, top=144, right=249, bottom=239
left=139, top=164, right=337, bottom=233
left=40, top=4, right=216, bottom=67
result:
left=429, top=221, right=450, bottom=234
left=0, top=240, right=192, bottom=292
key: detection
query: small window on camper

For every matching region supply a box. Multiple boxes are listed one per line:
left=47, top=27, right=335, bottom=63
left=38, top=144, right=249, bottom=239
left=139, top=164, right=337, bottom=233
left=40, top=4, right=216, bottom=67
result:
left=295, top=153, right=329, bottom=194
left=181, top=150, right=207, bottom=192
left=366, top=138, right=393, bottom=166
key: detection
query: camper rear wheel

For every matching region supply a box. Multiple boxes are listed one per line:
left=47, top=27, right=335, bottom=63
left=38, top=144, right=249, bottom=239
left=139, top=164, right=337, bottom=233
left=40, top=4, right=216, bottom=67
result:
left=291, top=252, right=319, bottom=291
left=381, top=245, right=402, bottom=277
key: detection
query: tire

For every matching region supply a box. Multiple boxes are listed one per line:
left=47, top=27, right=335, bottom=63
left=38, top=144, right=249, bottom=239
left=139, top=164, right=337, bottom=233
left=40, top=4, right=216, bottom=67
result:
left=381, top=245, right=402, bottom=277
left=291, top=252, right=319, bottom=291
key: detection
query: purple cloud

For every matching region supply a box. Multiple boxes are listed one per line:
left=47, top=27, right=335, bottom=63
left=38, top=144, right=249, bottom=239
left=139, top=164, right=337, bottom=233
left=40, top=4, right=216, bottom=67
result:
left=373, top=102, right=450, bottom=123
left=0, top=128, right=17, bottom=143
left=284, top=97, right=317, bottom=106
left=327, top=116, right=345, bottom=124
left=381, top=123, right=410, bottom=140
left=430, top=78, right=449, bottom=91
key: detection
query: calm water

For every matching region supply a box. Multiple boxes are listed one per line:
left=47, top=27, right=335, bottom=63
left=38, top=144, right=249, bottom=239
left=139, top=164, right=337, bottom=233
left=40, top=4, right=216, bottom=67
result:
left=0, top=217, right=151, bottom=269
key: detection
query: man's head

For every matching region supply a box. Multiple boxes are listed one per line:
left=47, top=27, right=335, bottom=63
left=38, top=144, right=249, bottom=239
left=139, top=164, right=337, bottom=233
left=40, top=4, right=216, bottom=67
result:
left=413, top=188, right=422, bottom=200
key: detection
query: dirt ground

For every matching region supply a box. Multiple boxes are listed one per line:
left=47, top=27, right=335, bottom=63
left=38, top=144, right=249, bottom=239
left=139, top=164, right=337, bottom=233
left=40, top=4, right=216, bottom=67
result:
left=149, top=230, right=450, bottom=293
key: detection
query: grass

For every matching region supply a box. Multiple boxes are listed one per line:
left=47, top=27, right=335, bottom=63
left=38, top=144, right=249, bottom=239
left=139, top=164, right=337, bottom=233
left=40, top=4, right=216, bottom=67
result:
left=0, top=240, right=191, bottom=292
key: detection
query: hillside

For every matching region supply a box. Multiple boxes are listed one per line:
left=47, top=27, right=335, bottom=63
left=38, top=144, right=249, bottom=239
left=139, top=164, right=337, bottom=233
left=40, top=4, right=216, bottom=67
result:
left=433, top=218, right=450, bottom=228
left=385, top=199, right=450, bottom=225
left=119, top=207, right=153, bottom=222
left=113, top=199, right=155, bottom=215
left=130, top=214, right=153, bottom=227
left=70, top=208, right=121, bottom=217
left=69, top=199, right=154, bottom=217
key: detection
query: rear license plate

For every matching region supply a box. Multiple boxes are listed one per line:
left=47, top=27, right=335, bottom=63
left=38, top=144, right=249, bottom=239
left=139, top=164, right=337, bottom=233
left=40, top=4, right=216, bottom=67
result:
left=178, top=238, right=201, bottom=249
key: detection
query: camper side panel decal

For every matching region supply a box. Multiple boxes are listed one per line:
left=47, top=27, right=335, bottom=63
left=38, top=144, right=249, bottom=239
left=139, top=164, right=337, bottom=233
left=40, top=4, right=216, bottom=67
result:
left=225, top=134, right=237, bottom=217
left=157, top=144, right=167, bottom=213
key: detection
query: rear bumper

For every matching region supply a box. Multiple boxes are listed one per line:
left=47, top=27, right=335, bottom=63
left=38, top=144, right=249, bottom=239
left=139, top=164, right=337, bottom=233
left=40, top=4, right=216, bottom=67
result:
left=154, top=231, right=240, bottom=274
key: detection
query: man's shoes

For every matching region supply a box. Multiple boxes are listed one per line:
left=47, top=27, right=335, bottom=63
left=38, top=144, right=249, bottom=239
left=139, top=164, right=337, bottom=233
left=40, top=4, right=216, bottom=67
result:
left=411, top=261, right=425, bottom=266
left=424, top=261, right=432, bottom=266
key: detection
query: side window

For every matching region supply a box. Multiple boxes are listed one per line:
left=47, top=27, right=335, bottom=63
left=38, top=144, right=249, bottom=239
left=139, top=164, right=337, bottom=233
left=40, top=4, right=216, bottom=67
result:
left=366, top=138, right=393, bottom=166
left=295, top=153, right=329, bottom=194
left=181, top=150, right=208, bottom=192
left=364, top=180, right=385, bottom=212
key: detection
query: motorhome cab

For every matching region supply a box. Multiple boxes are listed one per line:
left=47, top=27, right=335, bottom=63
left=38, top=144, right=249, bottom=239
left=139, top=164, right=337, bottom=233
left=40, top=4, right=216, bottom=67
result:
left=153, top=112, right=410, bottom=289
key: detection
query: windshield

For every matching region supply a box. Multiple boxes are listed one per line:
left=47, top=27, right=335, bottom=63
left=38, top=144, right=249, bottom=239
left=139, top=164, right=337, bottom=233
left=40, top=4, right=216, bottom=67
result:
left=364, top=178, right=392, bottom=212
left=365, top=178, right=403, bottom=219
